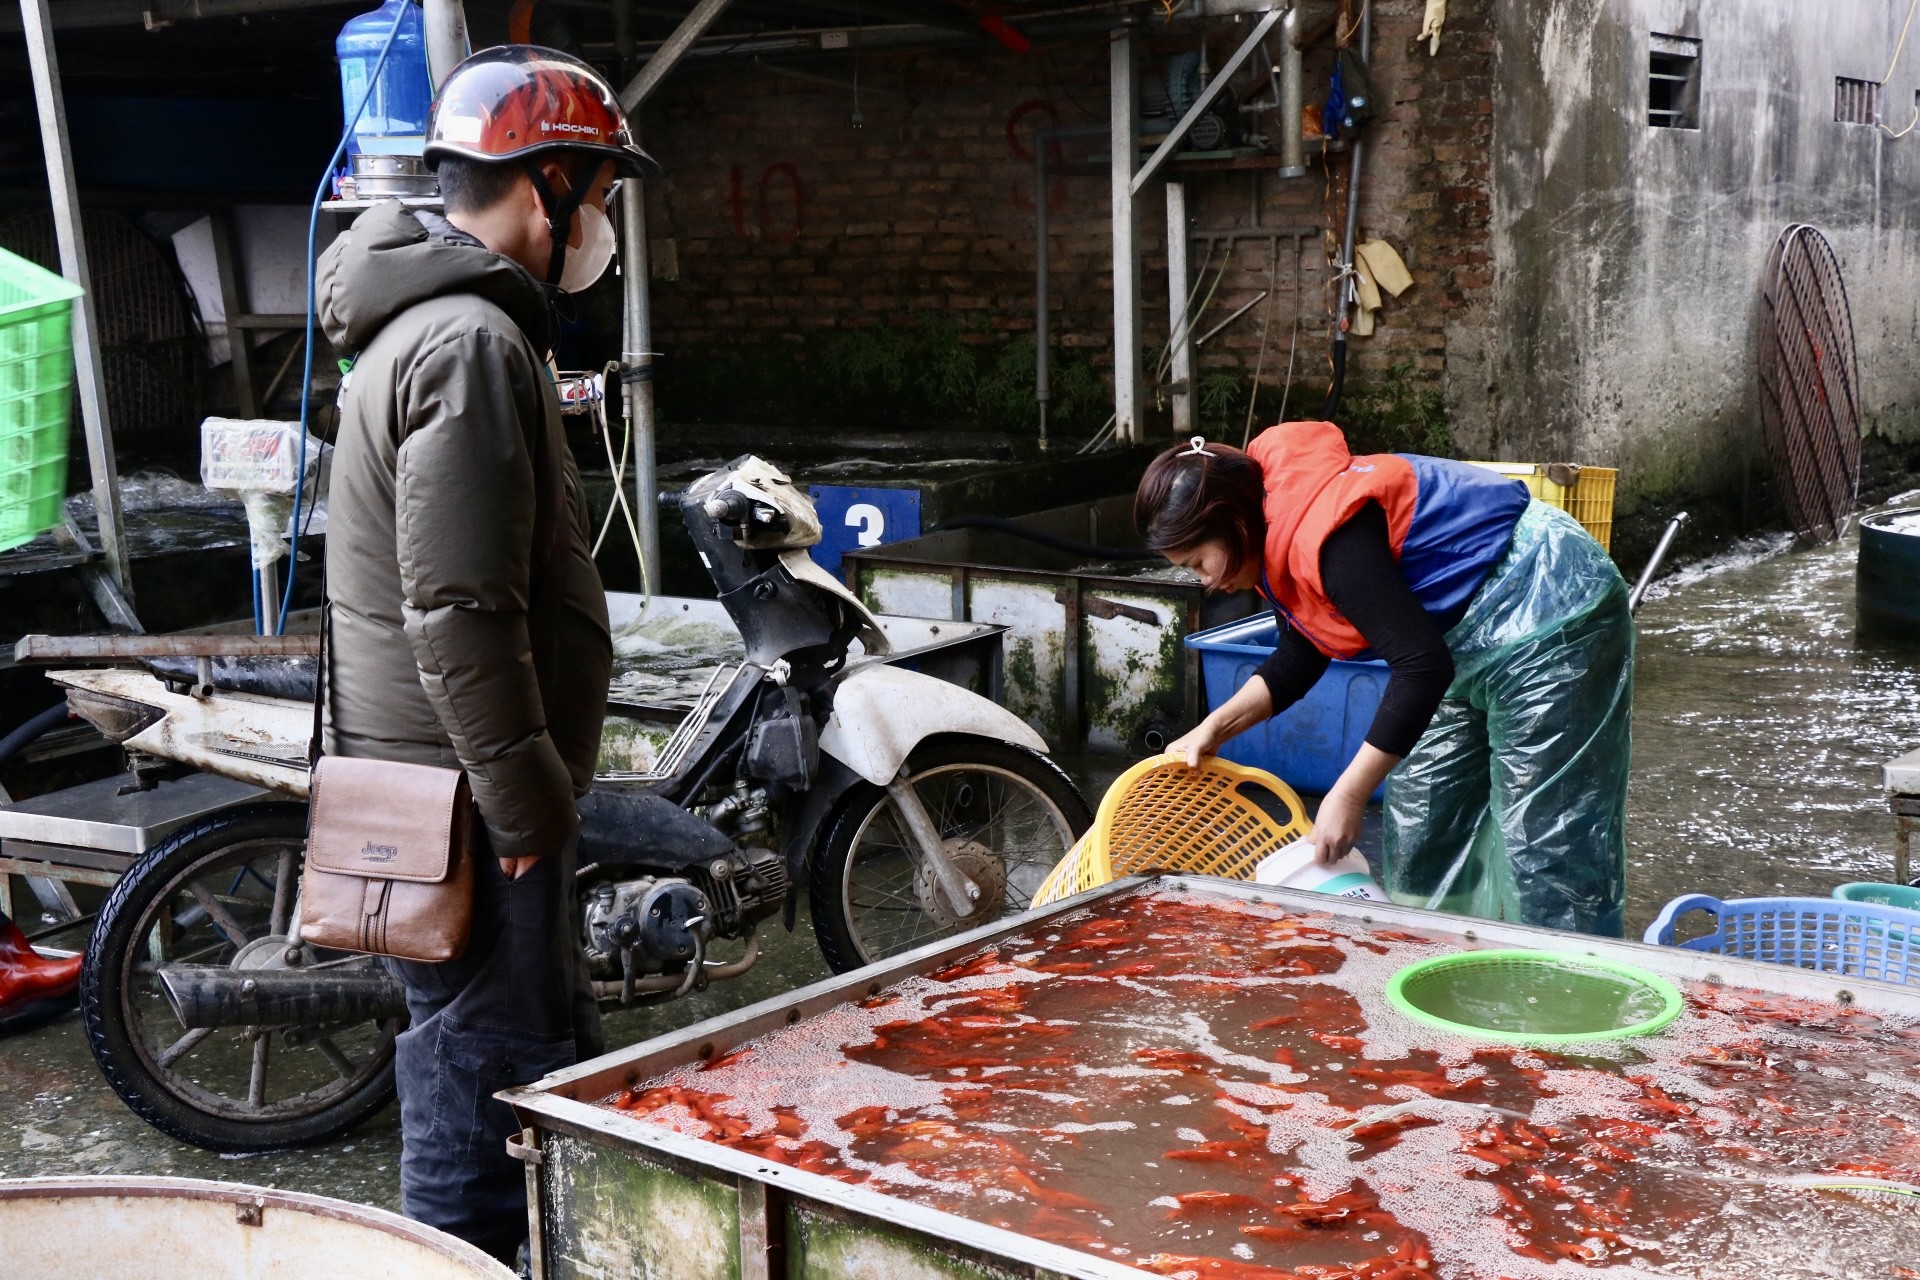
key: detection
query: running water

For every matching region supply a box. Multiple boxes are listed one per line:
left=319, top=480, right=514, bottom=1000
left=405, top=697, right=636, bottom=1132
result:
left=604, top=887, right=1920, bottom=1280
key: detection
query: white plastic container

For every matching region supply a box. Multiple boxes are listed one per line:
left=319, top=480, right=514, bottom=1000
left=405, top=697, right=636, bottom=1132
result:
left=1252, top=842, right=1389, bottom=901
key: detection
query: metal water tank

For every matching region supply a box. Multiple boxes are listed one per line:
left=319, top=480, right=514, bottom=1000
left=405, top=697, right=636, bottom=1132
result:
left=0, top=1176, right=516, bottom=1280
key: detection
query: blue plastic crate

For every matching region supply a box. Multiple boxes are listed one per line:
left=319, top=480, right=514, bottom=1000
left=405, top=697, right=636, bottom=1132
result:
left=1644, top=893, right=1920, bottom=986
left=1185, top=613, right=1388, bottom=799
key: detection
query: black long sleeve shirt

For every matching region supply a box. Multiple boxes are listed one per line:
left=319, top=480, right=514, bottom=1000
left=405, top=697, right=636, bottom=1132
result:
left=1253, top=502, right=1455, bottom=757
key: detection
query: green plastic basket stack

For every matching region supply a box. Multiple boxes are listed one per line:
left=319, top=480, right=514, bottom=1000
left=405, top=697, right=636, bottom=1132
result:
left=0, top=248, right=82, bottom=553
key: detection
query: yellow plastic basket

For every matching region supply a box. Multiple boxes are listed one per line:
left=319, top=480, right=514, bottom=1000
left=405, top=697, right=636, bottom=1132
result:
left=1468, top=461, right=1618, bottom=551
left=1031, top=754, right=1314, bottom=907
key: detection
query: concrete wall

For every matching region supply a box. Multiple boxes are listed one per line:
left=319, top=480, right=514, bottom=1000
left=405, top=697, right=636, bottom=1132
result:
left=1485, top=0, right=1920, bottom=518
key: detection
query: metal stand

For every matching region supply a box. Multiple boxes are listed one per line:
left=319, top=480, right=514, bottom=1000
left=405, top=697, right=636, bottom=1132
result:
left=1109, top=24, right=1143, bottom=445
left=18, top=0, right=132, bottom=605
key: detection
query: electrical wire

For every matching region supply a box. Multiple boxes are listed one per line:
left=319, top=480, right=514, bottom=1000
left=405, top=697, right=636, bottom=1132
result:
left=589, top=363, right=652, bottom=605
left=1881, top=0, right=1920, bottom=138
left=276, top=0, right=412, bottom=634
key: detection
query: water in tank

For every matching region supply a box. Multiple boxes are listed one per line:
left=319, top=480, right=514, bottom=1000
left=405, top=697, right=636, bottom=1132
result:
left=336, top=0, right=433, bottom=156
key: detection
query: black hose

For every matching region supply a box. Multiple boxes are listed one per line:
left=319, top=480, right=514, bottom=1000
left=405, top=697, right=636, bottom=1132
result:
left=1322, top=337, right=1348, bottom=419
left=0, top=704, right=72, bottom=772
left=928, top=515, right=1161, bottom=561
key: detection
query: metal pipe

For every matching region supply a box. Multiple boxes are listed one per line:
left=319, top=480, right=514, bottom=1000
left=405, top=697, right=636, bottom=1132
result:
left=1034, top=129, right=1051, bottom=450
left=1110, top=23, right=1142, bottom=445
left=1276, top=5, right=1304, bottom=177
left=420, top=0, right=470, bottom=90
left=19, top=0, right=131, bottom=602
left=1326, top=3, right=1369, bottom=416
left=1629, top=512, right=1690, bottom=614
left=1166, top=181, right=1193, bottom=435
left=589, top=933, right=760, bottom=1000
left=620, top=179, right=661, bottom=590
left=158, top=964, right=409, bottom=1030
left=1194, top=289, right=1268, bottom=347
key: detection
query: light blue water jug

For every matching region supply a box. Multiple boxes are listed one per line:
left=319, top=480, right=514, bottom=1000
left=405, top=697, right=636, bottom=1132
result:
left=336, top=0, right=432, bottom=156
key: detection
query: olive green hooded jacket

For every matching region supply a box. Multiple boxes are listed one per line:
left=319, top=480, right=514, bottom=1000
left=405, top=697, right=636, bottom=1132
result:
left=316, top=203, right=611, bottom=860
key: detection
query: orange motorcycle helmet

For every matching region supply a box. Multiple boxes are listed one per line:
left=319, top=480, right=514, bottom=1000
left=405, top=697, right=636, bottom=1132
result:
left=425, top=44, right=660, bottom=178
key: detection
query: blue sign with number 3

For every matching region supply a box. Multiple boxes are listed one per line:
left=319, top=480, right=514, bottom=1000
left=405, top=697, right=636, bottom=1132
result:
left=808, top=485, right=922, bottom=577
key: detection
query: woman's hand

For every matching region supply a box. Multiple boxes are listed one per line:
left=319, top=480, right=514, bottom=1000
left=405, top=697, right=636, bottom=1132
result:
left=1166, top=720, right=1227, bottom=768
left=1166, top=676, right=1277, bottom=767
left=1306, top=787, right=1366, bottom=866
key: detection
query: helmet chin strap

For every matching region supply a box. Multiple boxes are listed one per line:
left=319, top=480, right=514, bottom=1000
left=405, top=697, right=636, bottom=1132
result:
left=525, top=160, right=589, bottom=287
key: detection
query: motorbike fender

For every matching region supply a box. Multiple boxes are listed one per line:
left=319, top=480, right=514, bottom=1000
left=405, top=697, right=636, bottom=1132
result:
left=818, top=662, right=1048, bottom=786
left=779, top=754, right=862, bottom=930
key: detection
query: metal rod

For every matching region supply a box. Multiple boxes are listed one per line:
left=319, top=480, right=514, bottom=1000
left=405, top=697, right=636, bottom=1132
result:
left=1276, top=6, right=1304, bottom=177
left=1328, top=3, right=1369, bottom=411
left=1131, top=6, right=1285, bottom=196
left=1166, top=181, right=1193, bottom=434
left=421, top=0, right=470, bottom=90
left=620, top=180, right=662, bottom=590
left=1110, top=23, right=1142, bottom=445
left=1034, top=129, right=1051, bottom=450
left=1194, top=290, right=1268, bottom=347
left=20, top=0, right=131, bottom=602
left=619, top=0, right=738, bottom=110
left=1628, top=511, right=1690, bottom=614
left=13, top=633, right=318, bottom=662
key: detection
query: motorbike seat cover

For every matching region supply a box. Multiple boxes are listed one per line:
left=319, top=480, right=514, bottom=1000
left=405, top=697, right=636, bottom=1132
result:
left=819, top=662, right=1047, bottom=786
left=577, top=785, right=734, bottom=866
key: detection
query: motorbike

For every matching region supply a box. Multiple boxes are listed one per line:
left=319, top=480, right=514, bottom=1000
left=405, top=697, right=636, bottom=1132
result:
left=48, top=456, right=1091, bottom=1153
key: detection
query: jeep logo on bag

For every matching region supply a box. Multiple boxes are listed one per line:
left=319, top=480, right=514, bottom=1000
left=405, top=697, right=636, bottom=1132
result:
left=361, top=841, right=400, bottom=864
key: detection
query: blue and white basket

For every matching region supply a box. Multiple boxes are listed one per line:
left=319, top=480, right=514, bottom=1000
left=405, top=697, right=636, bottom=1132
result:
left=1644, top=894, right=1920, bottom=986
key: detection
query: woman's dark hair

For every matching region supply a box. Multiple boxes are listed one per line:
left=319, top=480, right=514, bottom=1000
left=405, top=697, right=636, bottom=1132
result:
left=1133, top=440, right=1267, bottom=571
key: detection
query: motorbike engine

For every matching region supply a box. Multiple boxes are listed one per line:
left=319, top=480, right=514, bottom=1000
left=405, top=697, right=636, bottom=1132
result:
left=582, top=845, right=788, bottom=981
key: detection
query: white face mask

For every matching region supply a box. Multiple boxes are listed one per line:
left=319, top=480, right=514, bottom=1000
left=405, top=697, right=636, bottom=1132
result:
left=557, top=201, right=615, bottom=293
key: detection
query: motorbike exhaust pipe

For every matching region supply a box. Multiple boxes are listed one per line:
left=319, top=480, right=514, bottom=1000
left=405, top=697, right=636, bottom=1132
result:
left=157, top=964, right=409, bottom=1030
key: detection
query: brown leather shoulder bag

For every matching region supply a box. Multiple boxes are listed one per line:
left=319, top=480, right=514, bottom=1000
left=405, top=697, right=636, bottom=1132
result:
left=298, top=608, right=476, bottom=963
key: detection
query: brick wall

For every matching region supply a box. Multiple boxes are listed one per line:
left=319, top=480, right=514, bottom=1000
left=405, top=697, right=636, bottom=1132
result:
left=633, top=3, right=1498, bottom=441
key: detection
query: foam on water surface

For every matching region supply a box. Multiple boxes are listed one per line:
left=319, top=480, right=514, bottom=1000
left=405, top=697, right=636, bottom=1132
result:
left=600, top=888, right=1920, bottom=1279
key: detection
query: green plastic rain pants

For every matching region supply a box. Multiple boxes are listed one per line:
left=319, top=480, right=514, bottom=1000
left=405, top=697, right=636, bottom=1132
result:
left=1382, top=501, right=1633, bottom=937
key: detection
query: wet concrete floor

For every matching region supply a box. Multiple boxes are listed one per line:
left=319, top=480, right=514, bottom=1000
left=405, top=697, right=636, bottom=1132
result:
left=3, top=501, right=1917, bottom=1211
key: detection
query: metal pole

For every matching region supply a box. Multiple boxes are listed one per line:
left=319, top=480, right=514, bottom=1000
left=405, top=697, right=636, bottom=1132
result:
left=1166, top=181, right=1193, bottom=436
left=1276, top=6, right=1304, bottom=178
left=619, top=0, right=737, bottom=112
left=421, top=0, right=470, bottom=89
left=1130, top=6, right=1285, bottom=197
left=19, top=0, right=130, bottom=602
left=1034, top=130, right=1050, bottom=451
left=1628, top=512, right=1690, bottom=614
left=1328, top=3, right=1369, bottom=415
left=1110, top=23, right=1142, bottom=445
left=620, top=179, right=661, bottom=590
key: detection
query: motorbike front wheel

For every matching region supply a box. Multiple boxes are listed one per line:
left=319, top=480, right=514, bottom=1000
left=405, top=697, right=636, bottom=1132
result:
left=810, top=737, right=1092, bottom=973
left=80, top=803, right=399, bottom=1152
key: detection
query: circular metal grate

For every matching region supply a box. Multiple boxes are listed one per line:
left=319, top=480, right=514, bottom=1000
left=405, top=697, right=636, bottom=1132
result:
left=1758, top=224, right=1861, bottom=544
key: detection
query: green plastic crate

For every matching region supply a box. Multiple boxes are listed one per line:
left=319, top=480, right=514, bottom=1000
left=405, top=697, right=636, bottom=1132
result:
left=0, top=248, right=83, bottom=553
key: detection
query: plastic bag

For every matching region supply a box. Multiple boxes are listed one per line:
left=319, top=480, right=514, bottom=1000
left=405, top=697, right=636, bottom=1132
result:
left=1382, top=502, right=1634, bottom=936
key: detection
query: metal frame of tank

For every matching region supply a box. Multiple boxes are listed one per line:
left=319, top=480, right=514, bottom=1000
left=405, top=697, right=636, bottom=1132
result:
left=501, top=875, right=1920, bottom=1280
left=843, top=495, right=1260, bottom=754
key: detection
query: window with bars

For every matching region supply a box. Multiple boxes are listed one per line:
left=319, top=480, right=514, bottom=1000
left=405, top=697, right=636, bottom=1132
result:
left=1648, top=34, right=1701, bottom=129
left=1836, top=77, right=1879, bottom=124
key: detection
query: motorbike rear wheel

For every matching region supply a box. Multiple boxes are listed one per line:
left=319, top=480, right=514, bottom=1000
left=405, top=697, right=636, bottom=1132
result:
left=810, top=737, right=1091, bottom=974
left=80, top=803, right=399, bottom=1152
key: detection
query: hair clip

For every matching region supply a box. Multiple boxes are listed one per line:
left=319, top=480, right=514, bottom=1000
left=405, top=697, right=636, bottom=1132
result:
left=1182, top=436, right=1211, bottom=456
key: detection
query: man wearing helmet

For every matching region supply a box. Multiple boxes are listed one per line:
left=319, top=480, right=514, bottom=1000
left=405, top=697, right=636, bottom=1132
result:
left=315, top=46, right=657, bottom=1261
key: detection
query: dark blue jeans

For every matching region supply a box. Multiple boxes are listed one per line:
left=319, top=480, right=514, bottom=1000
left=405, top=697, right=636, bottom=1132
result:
left=384, top=835, right=602, bottom=1262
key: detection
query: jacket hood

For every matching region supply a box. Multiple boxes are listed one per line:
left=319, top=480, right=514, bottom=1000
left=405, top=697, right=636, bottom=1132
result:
left=316, top=203, right=552, bottom=354
left=1246, top=420, right=1355, bottom=578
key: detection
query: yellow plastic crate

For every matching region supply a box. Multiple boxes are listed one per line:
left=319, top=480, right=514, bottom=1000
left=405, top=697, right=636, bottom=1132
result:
left=1468, top=461, right=1617, bottom=551
left=1032, top=754, right=1312, bottom=906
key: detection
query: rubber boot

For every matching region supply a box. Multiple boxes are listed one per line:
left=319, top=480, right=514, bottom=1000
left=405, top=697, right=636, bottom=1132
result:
left=0, top=914, right=82, bottom=1017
